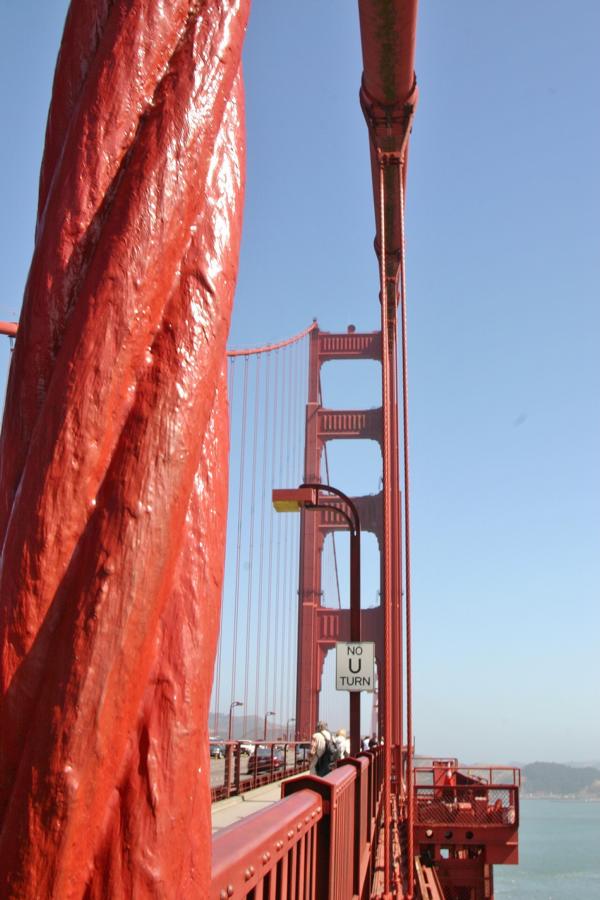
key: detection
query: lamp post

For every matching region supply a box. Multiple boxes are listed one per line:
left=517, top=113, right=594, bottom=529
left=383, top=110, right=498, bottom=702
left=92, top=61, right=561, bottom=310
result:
left=272, top=483, right=361, bottom=756
left=228, top=700, right=243, bottom=741
left=286, top=717, right=296, bottom=741
left=263, top=710, right=276, bottom=741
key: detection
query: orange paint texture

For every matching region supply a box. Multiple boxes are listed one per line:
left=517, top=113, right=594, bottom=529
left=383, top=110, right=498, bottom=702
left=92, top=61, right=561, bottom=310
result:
left=0, top=1, right=249, bottom=896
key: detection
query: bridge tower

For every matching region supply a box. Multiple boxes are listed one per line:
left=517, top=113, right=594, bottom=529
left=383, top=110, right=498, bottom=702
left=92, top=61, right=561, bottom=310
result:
left=296, top=325, right=386, bottom=739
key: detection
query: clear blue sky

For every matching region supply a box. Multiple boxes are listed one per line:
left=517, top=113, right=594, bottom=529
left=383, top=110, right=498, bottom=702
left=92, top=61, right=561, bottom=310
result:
left=1, top=2, right=598, bottom=764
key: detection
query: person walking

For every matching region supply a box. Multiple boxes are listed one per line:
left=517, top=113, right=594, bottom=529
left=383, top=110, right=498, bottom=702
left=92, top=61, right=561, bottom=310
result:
left=335, top=728, right=350, bottom=759
left=309, top=720, right=336, bottom=775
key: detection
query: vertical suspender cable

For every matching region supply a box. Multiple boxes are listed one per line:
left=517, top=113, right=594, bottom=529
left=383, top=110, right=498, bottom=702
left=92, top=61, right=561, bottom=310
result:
left=281, top=345, right=293, bottom=727
left=398, top=162, right=414, bottom=899
left=291, top=339, right=305, bottom=721
left=213, top=356, right=236, bottom=735
left=230, top=356, right=249, bottom=727
left=284, top=339, right=301, bottom=723
left=379, top=158, right=392, bottom=897
left=264, top=352, right=279, bottom=725
left=254, top=352, right=271, bottom=726
left=242, top=356, right=261, bottom=737
left=271, top=362, right=282, bottom=722
left=274, top=344, right=292, bottom=724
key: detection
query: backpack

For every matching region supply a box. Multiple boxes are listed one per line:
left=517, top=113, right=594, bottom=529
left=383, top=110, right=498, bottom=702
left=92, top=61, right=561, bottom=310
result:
left=315, top=730, right=339, bottom=776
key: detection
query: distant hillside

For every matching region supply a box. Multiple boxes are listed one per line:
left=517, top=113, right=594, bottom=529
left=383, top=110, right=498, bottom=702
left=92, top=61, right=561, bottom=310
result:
left=209, top=713, right=290, bottom=741
left=522, top=762, right=600, bottom=798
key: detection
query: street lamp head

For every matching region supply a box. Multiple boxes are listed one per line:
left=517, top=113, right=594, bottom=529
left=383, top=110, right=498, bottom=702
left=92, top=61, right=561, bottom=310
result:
left=272, top=487, right=317, bottom=513
left=231, top=700, right=243, bottom=709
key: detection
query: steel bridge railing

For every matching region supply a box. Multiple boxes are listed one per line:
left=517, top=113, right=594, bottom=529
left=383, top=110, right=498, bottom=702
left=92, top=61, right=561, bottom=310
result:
left=211, top=747, right=384, bottom=900
left=210, top=741, right=311, bottom=802
left=413, top=765, right=520, bottom=829
left=212, top=789, right=323, bottom=899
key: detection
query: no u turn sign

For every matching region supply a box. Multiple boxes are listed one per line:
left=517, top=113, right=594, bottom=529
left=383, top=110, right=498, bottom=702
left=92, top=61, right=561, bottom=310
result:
left=335, top=642, right=375, bottom=692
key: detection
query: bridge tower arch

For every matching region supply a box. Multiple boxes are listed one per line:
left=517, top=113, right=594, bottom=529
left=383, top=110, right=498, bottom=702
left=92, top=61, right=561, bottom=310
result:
left=295, top=325, right=387, bottom=739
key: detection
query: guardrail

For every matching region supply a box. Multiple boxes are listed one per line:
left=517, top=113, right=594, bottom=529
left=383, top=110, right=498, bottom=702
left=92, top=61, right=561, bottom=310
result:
left=210, top=741, right=311, bottom=801
left=211, top=747, right=384, bottom=899
left=413, top=764, right=520, bottom=870
left=211, top=789, right=324, bottom=899
left=414, top=765, right=520, bottom=829
left=415, top=784, right=519, bottom=828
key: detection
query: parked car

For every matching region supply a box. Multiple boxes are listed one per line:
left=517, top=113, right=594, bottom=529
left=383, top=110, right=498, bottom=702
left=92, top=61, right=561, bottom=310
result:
left=295, top=742, right=311, bottom=765
left=209, top=742, right=226, bottom=759
left=246, top=745, right=284, bottom=776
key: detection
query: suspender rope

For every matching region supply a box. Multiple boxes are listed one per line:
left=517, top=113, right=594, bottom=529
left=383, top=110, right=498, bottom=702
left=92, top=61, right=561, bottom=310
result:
left=398, top=159, right=415, bottom=900
left=378, top=157, right=393, bottom=898
left=242, top=356, right=261, bottom=737
left=230, top=357, right=249, bottom=725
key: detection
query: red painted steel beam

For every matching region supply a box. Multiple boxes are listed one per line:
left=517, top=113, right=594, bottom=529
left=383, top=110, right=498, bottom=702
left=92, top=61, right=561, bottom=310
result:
left=0, top=323, right=17, bottom=337
left=0, top=2, right=249, bottom=897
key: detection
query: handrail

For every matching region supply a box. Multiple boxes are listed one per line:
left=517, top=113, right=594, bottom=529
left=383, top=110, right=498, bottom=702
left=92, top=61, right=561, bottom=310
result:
left=211, top=747, right=385, bottom=900
left=211, top=789, right=324, bottom=900
left=414, top=765, right=521, bottom=787
left=210, top=740, right=311, bottom=801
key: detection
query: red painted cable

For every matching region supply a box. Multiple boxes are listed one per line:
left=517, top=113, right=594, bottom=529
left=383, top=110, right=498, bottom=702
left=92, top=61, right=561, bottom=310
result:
left=226, top=320, right=317, bottom=357
left=272, top=346, right=292, bottom=726
left=230, top=356, right=249, bottom=728
left=280, top=341, right=295, bottom=726
left=212, top=355, right=236, bottom=735
left=242, top=356, right=261, bottom=737
left=379, top=158, right=393, bottom=896
left=253, top=352, right=271, bottom=726
left=284, top=339, right=302, bottom=723
left=398, top=162, right=415, bottom=899
left=263, top=352, right=278, bottom=725
left=3, top=320, right=318, bottom=353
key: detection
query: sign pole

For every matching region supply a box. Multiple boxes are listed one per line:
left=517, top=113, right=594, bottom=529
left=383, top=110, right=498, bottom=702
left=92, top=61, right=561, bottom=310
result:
left=350, top=524, right=361, bottom=756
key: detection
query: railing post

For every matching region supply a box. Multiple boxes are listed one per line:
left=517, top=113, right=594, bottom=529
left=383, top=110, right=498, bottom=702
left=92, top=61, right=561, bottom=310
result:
left=283, top=766, right=357, bottom=899
left=339, top=756, right=371, bottom=895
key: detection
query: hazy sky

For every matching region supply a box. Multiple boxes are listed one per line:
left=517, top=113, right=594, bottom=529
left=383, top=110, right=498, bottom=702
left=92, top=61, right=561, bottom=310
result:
left=1, top=1, right=599, bottom=764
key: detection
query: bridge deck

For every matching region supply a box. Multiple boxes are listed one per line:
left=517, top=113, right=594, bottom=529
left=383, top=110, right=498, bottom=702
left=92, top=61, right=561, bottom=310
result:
left=211, top=780, right=285, bottom=833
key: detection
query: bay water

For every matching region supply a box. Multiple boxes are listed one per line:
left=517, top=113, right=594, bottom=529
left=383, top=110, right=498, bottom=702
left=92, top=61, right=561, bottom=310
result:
left=494, top=798, right=600, bottom=898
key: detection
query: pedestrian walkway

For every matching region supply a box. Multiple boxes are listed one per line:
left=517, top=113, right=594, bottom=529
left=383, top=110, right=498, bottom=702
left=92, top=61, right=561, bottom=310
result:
left=211, top=780, right=286, bottom=833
